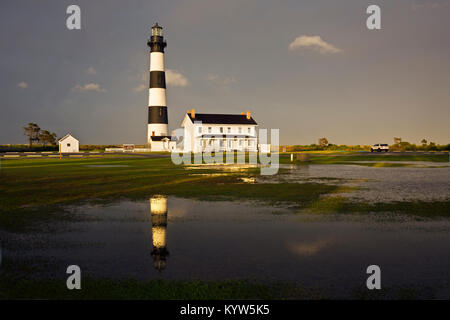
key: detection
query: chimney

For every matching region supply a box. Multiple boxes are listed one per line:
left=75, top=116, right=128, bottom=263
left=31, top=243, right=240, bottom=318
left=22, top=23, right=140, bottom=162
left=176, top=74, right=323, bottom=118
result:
left=191, top=108, right=195, bottom=119
left=241, top=112, right=245, bottom=115
left=186, top=109, right=191, bottom=115
left=246, top=111, right=251, bottom=120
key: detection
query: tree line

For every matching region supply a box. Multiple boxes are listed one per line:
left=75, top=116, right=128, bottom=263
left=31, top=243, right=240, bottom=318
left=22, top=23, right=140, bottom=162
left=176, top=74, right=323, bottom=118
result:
left=23, top=123, right=57, bottom=148
left=283, top=137, right=450, bottom=152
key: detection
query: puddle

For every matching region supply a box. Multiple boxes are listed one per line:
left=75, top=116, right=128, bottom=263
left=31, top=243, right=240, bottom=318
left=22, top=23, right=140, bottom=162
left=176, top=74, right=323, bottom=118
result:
left=349, top=161, right=449, bottom=167
left=256, top=164, right=450, bottom=202
left=2, top=196, right=450, bottom=298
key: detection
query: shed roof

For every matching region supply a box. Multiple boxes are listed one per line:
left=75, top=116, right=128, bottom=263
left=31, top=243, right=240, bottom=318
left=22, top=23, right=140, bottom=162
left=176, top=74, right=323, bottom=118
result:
left=58, top=133, right=78, bottom=143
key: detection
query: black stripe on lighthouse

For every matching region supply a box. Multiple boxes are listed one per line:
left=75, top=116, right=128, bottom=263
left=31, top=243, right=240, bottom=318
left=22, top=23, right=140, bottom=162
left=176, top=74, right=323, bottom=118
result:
left=149, top=71, right=166, bottom=88
left=148, top=106, right=168, bottom=124
left=147, top=36, right=167, bottom=53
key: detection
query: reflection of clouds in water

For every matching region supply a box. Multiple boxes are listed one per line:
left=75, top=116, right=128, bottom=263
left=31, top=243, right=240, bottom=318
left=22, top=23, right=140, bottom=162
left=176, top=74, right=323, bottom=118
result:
left=288, top=238, right=334, bottom=256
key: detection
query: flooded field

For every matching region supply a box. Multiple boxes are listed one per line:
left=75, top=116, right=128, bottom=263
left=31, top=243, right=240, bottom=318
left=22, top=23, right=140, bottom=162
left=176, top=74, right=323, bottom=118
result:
left=1, top=160, right=449, bottom=298
left=258, top=164, right=450, bottom=202
left=2, top=195, right=450, bottom=298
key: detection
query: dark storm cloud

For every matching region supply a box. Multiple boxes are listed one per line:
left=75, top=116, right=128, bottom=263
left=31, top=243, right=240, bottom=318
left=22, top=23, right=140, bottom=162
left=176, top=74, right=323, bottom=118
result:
left=0, top=0, right=449, bottom=145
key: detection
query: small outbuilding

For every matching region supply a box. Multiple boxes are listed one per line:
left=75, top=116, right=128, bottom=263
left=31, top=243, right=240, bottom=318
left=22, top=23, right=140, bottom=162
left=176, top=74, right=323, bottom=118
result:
left=58, top=134, right=79, bottom=153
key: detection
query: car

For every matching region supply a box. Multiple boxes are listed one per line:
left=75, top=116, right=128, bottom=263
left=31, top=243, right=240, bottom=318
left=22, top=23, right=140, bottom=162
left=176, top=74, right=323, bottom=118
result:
left=371, top=143, right=389, bottom=152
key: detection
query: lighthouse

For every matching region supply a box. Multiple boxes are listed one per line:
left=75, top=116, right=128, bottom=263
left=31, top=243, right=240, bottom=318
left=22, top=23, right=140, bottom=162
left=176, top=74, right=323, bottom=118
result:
left=147, top=23, right=168, bottom=142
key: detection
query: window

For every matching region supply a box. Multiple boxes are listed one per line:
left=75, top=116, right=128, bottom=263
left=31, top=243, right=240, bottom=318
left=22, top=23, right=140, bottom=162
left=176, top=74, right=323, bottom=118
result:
left=208, top=127, right=212, bottom=133
left=159, top=107, right=163, bottom=116
left=152, top=131, right=155, bottom=136
left=220, top=127, right=224, bottom=133
left=249, top=140, right=253, bottom=147
left=239, top=140, right=243, bottom=146
left=227, top=127, right=231, bottom=133
left=228, top=140, right=233, bottom=148
left=248, top=127, right=251, bottom=134
left=67, top=143, right=71, bottom=147
left=198, top=127, right=202, bottom=134
left=238, top=127, right=242, bottom=134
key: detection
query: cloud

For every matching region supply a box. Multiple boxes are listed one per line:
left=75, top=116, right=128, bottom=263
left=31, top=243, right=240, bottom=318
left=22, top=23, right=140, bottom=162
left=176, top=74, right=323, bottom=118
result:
left=86, top=66, right=97, bottom=75
left=166, top=69, right=189, bottom=87
left=206, top=74, right=237, bottom=86
left=72, top=83, right=106, bottom=92
left=17, top=81, right=28, bottom=89
left=289, top=35, right=342, bottom=54
left=133, top=84, right=147, bottom=92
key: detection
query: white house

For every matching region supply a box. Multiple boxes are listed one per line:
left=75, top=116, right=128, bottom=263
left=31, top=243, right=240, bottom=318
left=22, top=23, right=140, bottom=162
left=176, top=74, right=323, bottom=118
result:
left=58, top=134, right=79, bottom=153
left=181, top=109, right=258, bottom=153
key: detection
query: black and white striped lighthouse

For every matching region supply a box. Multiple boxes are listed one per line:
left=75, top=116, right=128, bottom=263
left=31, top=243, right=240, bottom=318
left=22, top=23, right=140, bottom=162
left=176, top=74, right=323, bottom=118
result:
left=147, top=23, right=168, bottom=142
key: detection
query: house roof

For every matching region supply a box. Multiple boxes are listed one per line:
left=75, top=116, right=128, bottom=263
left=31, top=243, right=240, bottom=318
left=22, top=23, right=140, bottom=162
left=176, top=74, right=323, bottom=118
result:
left=187, top=113, right=257, bottom=125
left=58, top=133, right=78, bottom=143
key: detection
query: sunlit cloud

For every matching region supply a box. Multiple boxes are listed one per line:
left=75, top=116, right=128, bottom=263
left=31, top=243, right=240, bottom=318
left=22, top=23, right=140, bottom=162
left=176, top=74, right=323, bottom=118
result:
left=289, top=35, right=342, bottom=54
left=72, top=83, right=106, bottom=92
left=17, top=81, right=28, bottom=89
left=166, top=69, right=189, bottom=87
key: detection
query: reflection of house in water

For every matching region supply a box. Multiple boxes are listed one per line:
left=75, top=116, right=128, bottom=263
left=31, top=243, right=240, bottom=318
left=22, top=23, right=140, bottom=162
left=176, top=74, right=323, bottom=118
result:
left=150, top=195, right=169, bottom=271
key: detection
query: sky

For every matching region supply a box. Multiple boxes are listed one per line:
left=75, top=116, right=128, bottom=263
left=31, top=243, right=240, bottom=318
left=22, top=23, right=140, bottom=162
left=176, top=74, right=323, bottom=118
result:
left=1, top=0, right=449, bottom=145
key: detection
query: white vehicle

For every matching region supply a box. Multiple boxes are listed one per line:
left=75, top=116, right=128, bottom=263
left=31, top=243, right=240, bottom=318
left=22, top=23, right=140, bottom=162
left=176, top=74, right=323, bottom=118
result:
left=371, top=143, right=389, bottom=152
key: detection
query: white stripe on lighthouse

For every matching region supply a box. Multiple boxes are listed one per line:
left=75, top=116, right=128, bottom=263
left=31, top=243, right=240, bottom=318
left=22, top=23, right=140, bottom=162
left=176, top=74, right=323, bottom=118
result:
left=150, top=52, right=165, bottom=71
left=148, top=88, right=167, bottom=106
left=147, top=124, right=169, bottom=141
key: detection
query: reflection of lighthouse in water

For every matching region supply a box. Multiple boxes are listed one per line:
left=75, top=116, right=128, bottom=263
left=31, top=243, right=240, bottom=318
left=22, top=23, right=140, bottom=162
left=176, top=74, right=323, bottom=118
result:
left=150, top=195, right=169, bottom=271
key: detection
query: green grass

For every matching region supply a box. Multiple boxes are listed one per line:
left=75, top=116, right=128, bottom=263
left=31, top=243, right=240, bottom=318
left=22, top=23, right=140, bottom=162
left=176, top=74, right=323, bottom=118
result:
left=1, top=156, right=449, bottom=231
left=0, top=274, right=440, bottom=300
left=0, top=157, right=347, bottom=230
left=0, top=276, right=324, bottom=300
left=308, top=196, right=450, bottom=218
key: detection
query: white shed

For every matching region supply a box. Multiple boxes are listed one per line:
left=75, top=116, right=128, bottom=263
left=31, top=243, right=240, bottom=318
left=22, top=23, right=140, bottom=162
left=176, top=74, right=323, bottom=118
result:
left=58, top=134, right=79, bottom=153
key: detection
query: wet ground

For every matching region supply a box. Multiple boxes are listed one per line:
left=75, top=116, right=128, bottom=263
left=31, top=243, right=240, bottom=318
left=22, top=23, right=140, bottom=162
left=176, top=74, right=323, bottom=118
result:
left=1, top=163, right=449, bottom=298
left=258, top=164, right=450, bottom=202
left=2, top=196, right=450, bottom=298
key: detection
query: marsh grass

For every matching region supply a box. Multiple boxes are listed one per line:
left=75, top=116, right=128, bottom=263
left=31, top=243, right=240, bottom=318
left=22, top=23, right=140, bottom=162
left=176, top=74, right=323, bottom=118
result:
left=0, top=157, right=345, bottom=230
left=1, top=156, right=448, bottom=231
